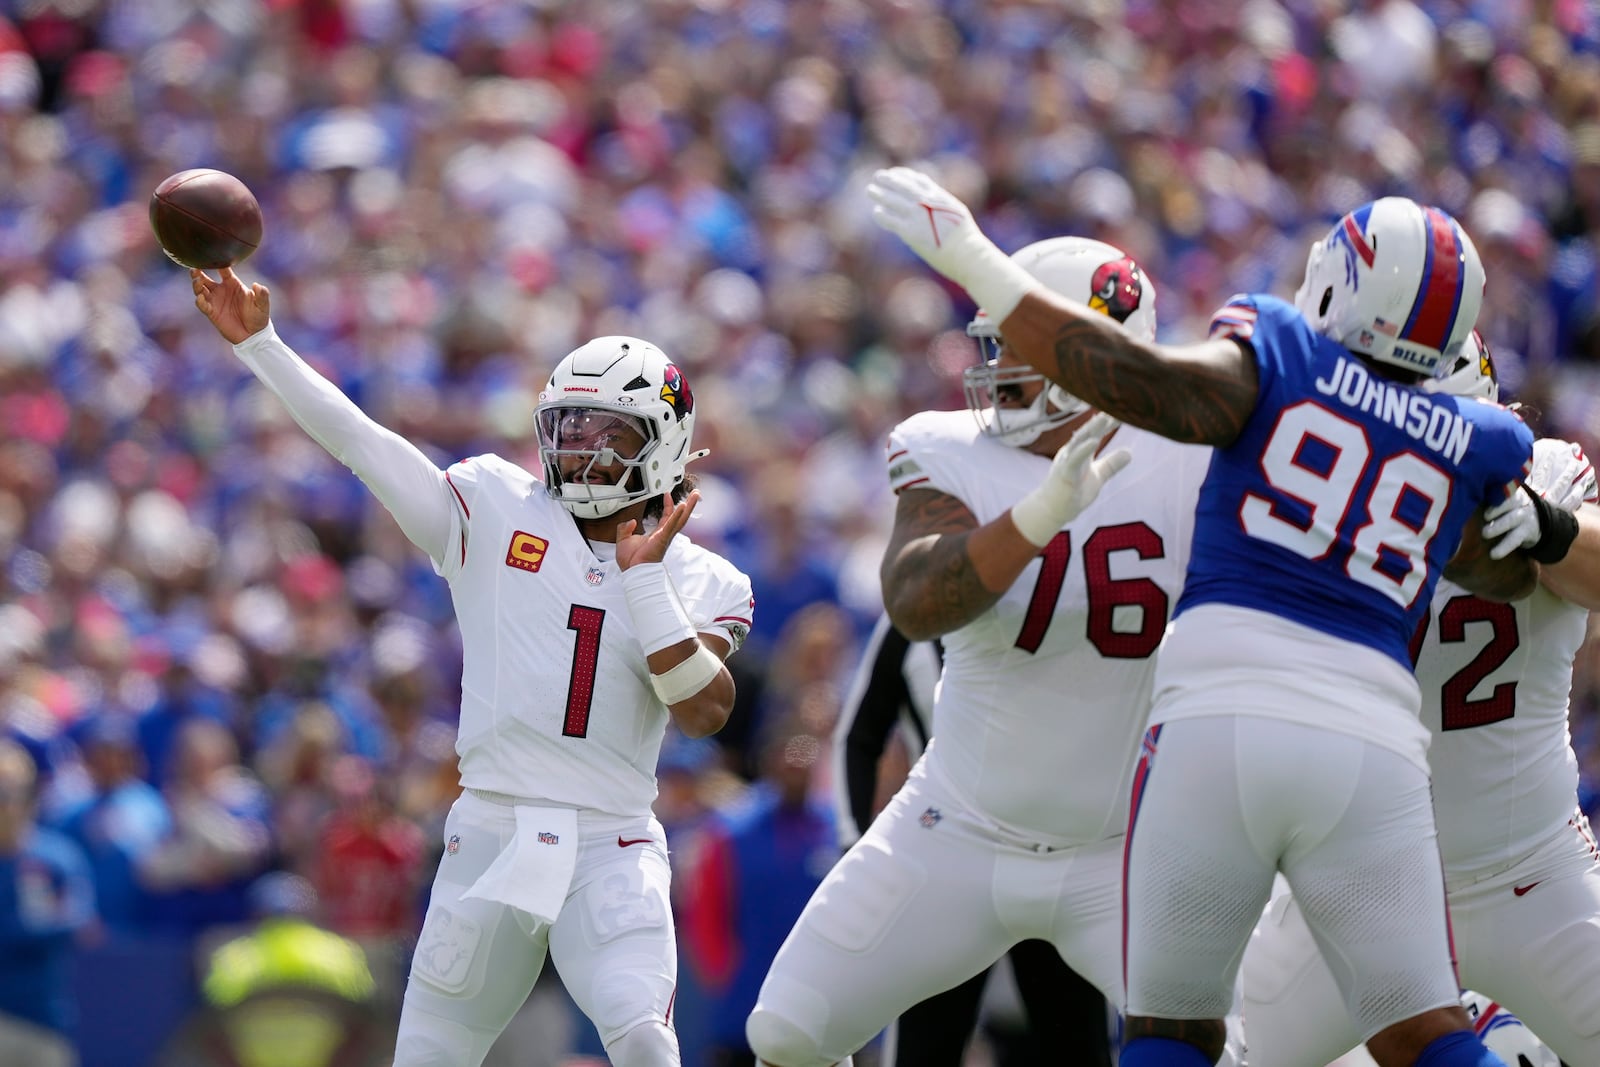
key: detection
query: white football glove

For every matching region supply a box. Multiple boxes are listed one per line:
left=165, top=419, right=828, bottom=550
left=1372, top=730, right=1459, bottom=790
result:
left=1010, top=412, right=1132, bottom=546
left=1484, top=437, right=1595, bottom=561
left=866, top=166, right=1040, bottom=323
left=1483, top=487, right=1541, bottom=560
left=1527, top=437, right=1596, bottom=513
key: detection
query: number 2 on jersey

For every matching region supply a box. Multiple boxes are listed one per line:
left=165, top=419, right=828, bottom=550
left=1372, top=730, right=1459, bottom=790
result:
left=1243, top=401, right=1450, bottom=607
left=1411, top=595, right=1519, bottom=730
left=1014, top=523, right=1168, bottom=658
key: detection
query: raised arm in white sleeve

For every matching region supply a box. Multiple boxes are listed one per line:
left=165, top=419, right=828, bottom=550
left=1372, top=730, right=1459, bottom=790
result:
left=232, top=323, right=457, bottom=565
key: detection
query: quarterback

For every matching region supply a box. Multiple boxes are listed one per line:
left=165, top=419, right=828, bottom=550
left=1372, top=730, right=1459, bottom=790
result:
left=190, top=266, right=753, bottom=1067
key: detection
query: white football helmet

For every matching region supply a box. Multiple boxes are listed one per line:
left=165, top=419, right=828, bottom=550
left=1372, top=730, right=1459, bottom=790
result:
left=1294, top=197, right=1485, bottom=378
left=535, top=336, right=698, bottom=519
left=965, top=236, right=1157, bottom=447
left=1423, top=329, right=1498, bottom=402
left=1460, top=991, right=1560, bottom=1067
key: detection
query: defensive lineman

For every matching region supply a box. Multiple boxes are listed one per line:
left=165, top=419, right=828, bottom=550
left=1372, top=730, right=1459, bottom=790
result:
left=1242, top=341, right=1600, bottom=1066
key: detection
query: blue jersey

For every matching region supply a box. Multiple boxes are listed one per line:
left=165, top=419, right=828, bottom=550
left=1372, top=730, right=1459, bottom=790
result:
left=1176, top=295, right=1533, bottom=669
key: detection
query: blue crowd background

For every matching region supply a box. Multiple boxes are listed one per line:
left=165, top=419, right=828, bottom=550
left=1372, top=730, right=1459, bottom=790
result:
left=1, top=1, right=1598, bottom=1065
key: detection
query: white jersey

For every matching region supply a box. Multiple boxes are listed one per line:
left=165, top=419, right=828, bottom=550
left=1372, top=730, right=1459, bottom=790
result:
left=1416, top=579, right=1588, bottom=879
left=886, top=410, right=1208, bottom=845
left=436, top=454, right=753, bottom=816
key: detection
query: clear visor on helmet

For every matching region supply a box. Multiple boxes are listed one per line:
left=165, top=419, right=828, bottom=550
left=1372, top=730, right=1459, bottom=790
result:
left=538, top=407, right=649, bottom=452
left=536, top=405, right=655, bottom=490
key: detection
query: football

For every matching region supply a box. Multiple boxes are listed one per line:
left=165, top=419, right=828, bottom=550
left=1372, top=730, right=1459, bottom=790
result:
left=148, top=169, right=263, bottom=270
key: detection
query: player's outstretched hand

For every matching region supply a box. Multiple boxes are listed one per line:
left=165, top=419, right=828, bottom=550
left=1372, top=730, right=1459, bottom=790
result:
left=1010, top=412, right=1132, bottom=547
left=192, top=267, right=270, bottom=345
left=616, top=491, right=700, bottom=570
left=869, top=167, right=1012, bottom=289
left=867, top=167, right=1041, bottom=323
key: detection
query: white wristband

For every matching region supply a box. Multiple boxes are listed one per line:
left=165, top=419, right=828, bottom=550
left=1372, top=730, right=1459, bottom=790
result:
left=650, top=644, right=722, bottom=705
left=1010, top=483, right=1071, bottom=547
left=622, top=562, right=696, bottom=655
left=960, top=242, right=1044, bottom=327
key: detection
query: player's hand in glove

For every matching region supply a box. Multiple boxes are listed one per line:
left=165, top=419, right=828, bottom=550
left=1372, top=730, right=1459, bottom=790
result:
left=1484, top=488, right=1541, bottom=560
left=1484, top=482, right=1580, bottom=564
left=866, top=167, right=1041, bottom=323
left=1010, top=412, right=1131, bottom=547
left=1527, top=437, right=1596, bottom=513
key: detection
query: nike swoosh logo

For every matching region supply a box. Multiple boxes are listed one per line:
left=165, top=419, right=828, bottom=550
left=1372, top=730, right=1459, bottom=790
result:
left=1513, top=881, right=1541, bottom=896
left=618, top=836, right=652, bottom=848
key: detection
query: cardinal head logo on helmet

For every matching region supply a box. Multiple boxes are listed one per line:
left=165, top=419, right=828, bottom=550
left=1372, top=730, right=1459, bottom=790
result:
left=1088, top=257, right=1145, bottom=324
left=660, top=363, right=693, bottom=421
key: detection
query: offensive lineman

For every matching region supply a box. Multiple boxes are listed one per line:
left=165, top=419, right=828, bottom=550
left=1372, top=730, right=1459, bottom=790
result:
left=869, top=168, right=1559, bottom=1067
left=832, top=613, right=1113, bottom=1067
left=746, top=238, right=1211, bottom=1067
left=189, top=266, right=753, bottom=1067
left=1242, top=341, right=1600, bottom=1066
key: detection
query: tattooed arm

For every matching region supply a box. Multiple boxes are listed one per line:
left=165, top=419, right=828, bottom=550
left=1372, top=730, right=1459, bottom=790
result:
left=997, top=289, right=1259, bottom=447
left=881, top=487, right=1052, bottom=642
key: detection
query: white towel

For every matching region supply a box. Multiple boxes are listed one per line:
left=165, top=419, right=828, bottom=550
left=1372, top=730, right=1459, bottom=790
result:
left=461, top=805, right=579, bottom=924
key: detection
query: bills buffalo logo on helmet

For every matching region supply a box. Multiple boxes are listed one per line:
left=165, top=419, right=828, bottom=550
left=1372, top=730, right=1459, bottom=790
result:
left=659, top=363, right=694, bottom=421
left=1088, top=257, right=1144, bottom=324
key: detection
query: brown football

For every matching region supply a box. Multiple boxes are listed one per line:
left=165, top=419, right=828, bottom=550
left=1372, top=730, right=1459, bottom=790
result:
left=148, top=169, right=263, bottom=270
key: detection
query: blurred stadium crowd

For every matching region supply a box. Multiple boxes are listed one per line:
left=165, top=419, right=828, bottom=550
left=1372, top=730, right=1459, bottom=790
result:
left=2, top=0, right=1600, bottom=1064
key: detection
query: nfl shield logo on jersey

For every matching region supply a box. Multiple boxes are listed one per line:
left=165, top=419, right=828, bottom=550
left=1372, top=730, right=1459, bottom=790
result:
left=537, top=831, right=560, bottom=845
left=586, top=566, right=604, bottom=586
left=446, top=834, right=460, bottom=855
left=919, top=807, right=942, bottom=829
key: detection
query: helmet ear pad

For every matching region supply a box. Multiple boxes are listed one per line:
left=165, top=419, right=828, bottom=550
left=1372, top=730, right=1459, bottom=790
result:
left=535, top=336, right=699, bottom=519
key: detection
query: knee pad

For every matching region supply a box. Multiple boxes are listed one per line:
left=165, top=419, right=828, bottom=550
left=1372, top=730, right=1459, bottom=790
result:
left=584, top=955, right=674, bottom=1044
left=393, top=1017, right=488, bottom=1067
left=604, top=1019, right=679, bottom=1067
left=746, top=1007, right=836, bottom=1067
left=392, top=1035, right=464, bottom=1067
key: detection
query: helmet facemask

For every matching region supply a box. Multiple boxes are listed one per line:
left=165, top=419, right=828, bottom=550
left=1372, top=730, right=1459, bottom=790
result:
left=536, top=405, right=661, bottom=519
left=963, top=316, right=1088, bottom=448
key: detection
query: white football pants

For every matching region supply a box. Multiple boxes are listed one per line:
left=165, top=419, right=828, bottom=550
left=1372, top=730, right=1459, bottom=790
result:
left=1123, top=716, right=1460, bottom=1041
left=1243, top=809, right=1600, bottom=1065
left=393, top=791, right=679, bottom=1067
left=747, top=759, right=1123, bottom=1067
